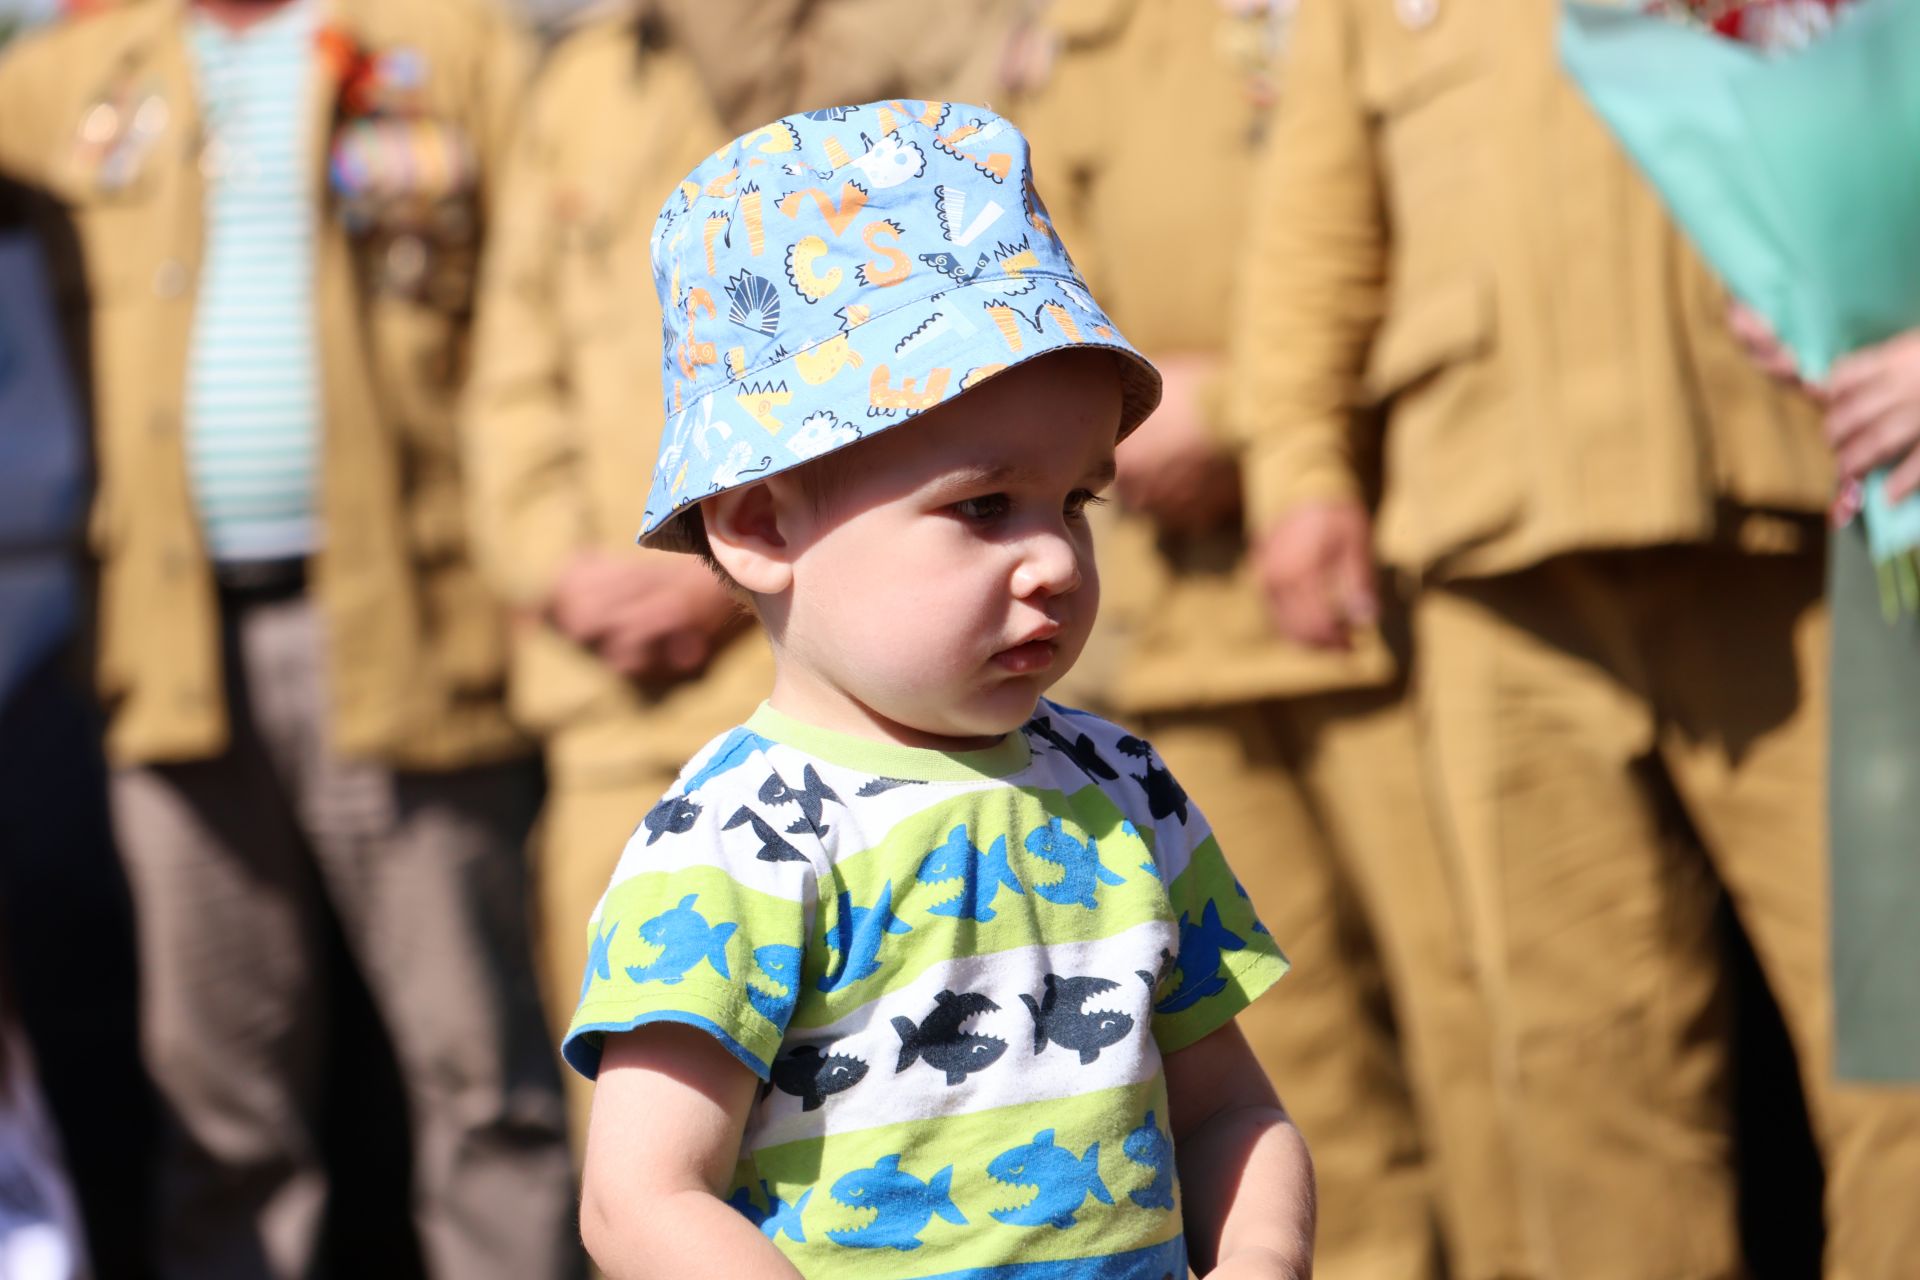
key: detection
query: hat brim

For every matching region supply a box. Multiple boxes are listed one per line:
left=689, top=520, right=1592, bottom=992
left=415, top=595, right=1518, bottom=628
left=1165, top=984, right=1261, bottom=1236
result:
left=637, top=272, right=1163, bottom=553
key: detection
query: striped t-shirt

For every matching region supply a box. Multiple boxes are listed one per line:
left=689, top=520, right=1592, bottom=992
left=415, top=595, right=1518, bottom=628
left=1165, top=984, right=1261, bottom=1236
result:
left=184, top=0, right=320, bottom=562
left=564, top=700, right=1289, bottom=1280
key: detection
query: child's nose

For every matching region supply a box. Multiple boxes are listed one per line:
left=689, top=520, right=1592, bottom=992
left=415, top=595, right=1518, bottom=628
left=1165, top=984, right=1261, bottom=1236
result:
left=1012, top=530, right=1084, bottom=599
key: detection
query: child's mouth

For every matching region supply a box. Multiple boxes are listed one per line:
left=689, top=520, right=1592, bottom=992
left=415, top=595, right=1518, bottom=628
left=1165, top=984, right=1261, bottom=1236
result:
left=993, top=639, right=1056, bottom=674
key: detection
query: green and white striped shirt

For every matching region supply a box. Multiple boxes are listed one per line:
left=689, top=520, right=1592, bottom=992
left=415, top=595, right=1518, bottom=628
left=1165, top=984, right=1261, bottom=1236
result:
left=185, top=0, right=320, bottom=563
left=565, top=700, right=1290, bottom=1280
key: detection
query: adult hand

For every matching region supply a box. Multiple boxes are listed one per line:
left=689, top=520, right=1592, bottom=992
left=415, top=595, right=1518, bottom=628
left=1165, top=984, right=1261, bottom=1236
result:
left=1250, top=499, right=1378, bottom=650
left=1728, top=302, right=1802, bottom=385
left=546, top=550, right=741, bottom=682
left=1113, top=352, right=1242, bottom=537
left=1824, top=329, right=1920, bottom=502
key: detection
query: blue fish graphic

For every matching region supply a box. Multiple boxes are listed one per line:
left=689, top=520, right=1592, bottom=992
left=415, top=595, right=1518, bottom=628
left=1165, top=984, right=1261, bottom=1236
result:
left=826, top=1154, right=966, bottom=1250
left=1123, top=1112, right=1175, bottom=1211
left=817, top=881, right=911, bottom=993
left=683, top=728, right=773, bottom=794
left=1155, top=899, right=1246, bottom=1015
left=747, top=943, right=803, bottom=1026
left=625, top=894, right=736, bottom=986
left=986, top=1129, right=1114, bottom=1229
left=915, top=825, right=1025, bottom=922
left=579, top=919, right=618, bottom=1001
left=1025, top=818, right=1126, bottom=910
left=726, top=1180, right=811, bottom=1243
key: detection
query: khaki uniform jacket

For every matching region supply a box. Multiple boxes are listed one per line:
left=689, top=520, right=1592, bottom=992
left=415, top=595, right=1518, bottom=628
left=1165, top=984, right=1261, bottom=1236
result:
left=464, top=17, right=770, bottom=781
left=0, top=0, right=531, bottom=767
left=1231, top=0, right=1831, bottom=583
left=1016, top=0, right=1392, bottom=712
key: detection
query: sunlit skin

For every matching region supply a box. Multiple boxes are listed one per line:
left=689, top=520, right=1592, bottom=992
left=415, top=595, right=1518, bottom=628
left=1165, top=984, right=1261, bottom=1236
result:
left=702, top=350, right=1122, bottom=750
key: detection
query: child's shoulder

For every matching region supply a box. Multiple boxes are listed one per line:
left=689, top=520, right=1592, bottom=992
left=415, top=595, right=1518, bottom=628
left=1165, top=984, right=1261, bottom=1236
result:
left=1020, top=699, right=1203, bottom=860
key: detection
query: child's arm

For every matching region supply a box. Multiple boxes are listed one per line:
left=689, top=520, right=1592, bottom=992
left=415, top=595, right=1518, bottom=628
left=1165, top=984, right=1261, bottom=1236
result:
left=579, top=1025, right=806, bottom=1279
left=1165, top=1020, right=1316, bottom=1279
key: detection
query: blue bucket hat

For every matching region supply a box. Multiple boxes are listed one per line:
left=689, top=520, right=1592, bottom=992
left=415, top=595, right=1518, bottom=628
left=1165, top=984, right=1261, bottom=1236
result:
left=639, top=100, right=1163, bottom=552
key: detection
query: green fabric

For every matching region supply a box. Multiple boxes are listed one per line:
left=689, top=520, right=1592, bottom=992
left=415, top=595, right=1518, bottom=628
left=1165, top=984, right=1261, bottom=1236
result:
left=1827, top=524, right=1920, bottom=1081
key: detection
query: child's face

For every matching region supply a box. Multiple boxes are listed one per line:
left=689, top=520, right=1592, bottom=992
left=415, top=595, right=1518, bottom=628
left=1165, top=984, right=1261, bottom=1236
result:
left=771, top=352, right=1121, bottom=749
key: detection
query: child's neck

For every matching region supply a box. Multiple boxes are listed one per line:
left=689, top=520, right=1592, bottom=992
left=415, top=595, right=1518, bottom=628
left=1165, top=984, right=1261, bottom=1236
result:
left=766, top=666, right=1006, bottom=753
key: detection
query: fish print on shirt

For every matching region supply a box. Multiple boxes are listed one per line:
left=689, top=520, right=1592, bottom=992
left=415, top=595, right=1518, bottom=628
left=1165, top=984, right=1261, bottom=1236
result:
left=642, top=794, right=700, bottom=845
left=818, top=881, right=912, bottom=993
left=986, top=1129, right=1115, bottom=1229
left=747, top=943, right=803, bottom=1026
left=724, top=805, right=810, bottom=863
left=1117, top=736, right=1190, bottom=825
left=892, top=989, right=1008, bottom=1086
left=579, top=919, right=617, bottom=1001
left=1026, top=817, right=1126, bottom=910
left=767, top=1042, right=870, bottom=1111
left=728, top=1179, right=811, bottom=1243
left=1020, top=973, right=1135, bottom=1065
left=683, top=727, right=773, bottom=793
left=1023, top=713, right=1119, bottom=781
left=826, top=1154, right=967, bottom=1251
left=758, top=764, right=842, bottom=839
left=624, top=894, right=735, bottom=986
left=1123, top=1112, right=1176, bottom=1211
left=1156, top=900, right=1246, bottom=1015
left=915, top=824, right=1026, bottom=922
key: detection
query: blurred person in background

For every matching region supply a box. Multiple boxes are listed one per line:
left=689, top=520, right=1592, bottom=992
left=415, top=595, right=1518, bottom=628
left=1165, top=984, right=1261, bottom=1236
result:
left=1236, top=0, right=1920, bottom=1276
left=1012, top=2, right=1531, bottom=1277
left=0, top=171, right=120, bottom=1280
left=0, top=0, right=575, bottom=1274
left=464, top=1, right=767, bottom=1151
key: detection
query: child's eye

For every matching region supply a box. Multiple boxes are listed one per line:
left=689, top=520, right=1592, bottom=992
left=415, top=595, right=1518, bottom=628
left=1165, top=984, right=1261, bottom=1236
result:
left=953, top=493, right=1011, bottom=521
left=1064, top=489, right=1108, bottom=519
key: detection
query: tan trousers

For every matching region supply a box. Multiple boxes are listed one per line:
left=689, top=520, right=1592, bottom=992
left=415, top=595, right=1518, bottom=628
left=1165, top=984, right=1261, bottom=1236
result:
left=1418, top=547, right=1920, bottom=1280
left=533, top=757, right=684, bottom=1155
left=110, top=596, right=576, bottom=1280
left=1142, top=690, right=1533, bottom=1280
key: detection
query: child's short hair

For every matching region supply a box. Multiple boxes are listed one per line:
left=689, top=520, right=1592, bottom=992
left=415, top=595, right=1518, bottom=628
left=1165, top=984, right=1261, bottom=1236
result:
left=636, top=101, right=1161, bottom=557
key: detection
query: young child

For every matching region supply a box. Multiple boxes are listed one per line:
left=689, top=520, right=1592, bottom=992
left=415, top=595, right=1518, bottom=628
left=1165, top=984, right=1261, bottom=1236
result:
left=565, top=100, right=1314, bottom=1280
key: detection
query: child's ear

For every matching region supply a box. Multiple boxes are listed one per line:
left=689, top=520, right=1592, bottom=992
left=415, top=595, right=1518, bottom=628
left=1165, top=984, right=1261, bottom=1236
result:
left=703, top=481, right=794, bottom=595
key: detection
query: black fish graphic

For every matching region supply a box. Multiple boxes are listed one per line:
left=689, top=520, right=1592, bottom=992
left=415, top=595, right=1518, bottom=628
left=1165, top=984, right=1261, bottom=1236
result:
left=1020, top=974, right=1135, bottom=1066
left=1118, top=736, right=1190, bottom=825
left=759, top=765, right=842, bottom=838
left=724, top=805, right=809, bottom=863
left=768, top=1043, right=869, bottom=1111
left=643, top=795, right=700, bottom=845
left=892, top=990, right=1007, bottom=1086
left=1025, top=715, right=1118, bottom=781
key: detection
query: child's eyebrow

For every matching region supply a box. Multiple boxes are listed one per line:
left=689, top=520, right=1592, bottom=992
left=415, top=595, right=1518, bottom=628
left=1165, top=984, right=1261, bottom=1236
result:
left=940, top=459, right=1119, bottom=489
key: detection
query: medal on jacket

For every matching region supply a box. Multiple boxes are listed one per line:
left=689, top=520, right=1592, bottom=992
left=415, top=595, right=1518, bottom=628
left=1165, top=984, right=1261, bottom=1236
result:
left=72, top=81, right=170, bottom=195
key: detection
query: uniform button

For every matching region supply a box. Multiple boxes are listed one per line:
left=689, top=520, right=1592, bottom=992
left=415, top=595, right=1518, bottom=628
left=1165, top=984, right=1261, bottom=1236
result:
left=1396, top=0, right=1438, bottom=28
left=153, top=260, right=190, bottom=299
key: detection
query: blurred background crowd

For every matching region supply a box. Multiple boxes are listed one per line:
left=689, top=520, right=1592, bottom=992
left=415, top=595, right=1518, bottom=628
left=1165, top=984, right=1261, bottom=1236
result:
left=0, top=0, right=1915, bottom=1277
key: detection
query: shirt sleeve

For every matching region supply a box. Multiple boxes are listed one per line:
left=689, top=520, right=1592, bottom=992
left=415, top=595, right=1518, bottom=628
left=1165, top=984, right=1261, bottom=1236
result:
left=1113, top=738, right=1290, bottom=1055
left=561, top=756, right=818, bottom=1081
